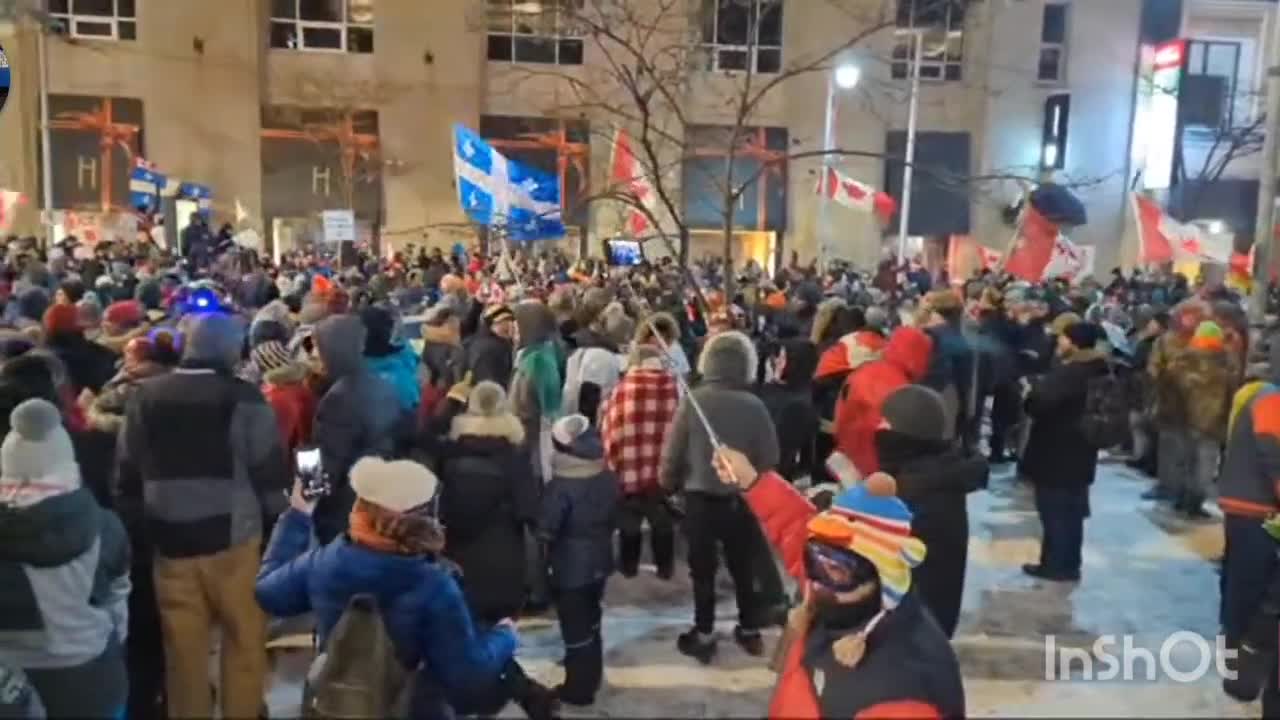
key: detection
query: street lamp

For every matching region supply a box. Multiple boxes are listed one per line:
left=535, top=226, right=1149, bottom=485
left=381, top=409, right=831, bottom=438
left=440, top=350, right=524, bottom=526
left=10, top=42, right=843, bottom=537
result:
left=819, top=61, right=861, bottom=270
left=896, top=29, right=925, bottom=265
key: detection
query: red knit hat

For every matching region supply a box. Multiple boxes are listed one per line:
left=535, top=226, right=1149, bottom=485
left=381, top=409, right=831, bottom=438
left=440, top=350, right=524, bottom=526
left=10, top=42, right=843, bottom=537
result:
left=43, top=303, right=81, bottom=336
left=104, top=300, right=144, bottom=330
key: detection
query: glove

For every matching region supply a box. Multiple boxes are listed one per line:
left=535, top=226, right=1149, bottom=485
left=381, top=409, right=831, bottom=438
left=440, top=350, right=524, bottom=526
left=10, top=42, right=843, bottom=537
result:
left=447, top=371, right=474, bottom=404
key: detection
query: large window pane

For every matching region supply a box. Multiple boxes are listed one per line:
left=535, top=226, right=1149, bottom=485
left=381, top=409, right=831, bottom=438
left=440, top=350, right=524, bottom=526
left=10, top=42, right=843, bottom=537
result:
left=487, top=34, right=514, bottom=60
left=301, top=25, right=342, bottom=49
left=716, top=0, right=749, bottom=45
left=758, top=1, right=782, bottom=47
left=348, top=26, right=373, bottom=53
left=73, top=0, right=113, bottom=16
left=270, top=21, right=299, bottom=48
left=514, top=36, right=556, bottom=63
left=1206, top=42, right=1239, bottom=80
left=271, top=0, right=297, bottom=19
left=74, top=19, right=113, bottom=35
left=299, top=0, right=342, bottom=22
left=117, top=0, right=135, bottom=17
left=49, top=0, right=70, bottom=13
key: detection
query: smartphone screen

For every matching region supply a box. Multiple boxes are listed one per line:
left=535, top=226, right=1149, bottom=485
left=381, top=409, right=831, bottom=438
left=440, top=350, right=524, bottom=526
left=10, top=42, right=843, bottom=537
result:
left=296, top=448, right=321, bottom=475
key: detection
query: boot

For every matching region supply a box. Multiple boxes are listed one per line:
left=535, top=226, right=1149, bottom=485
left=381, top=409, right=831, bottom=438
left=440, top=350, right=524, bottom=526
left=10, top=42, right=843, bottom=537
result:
left=733, top=626, right=765, bottom=657
left=677, top=629, right=717, bottom=665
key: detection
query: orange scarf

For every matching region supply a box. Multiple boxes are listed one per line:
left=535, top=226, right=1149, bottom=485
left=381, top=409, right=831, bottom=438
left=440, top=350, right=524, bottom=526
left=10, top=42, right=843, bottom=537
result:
left=348, top=498, right=445, bottom=557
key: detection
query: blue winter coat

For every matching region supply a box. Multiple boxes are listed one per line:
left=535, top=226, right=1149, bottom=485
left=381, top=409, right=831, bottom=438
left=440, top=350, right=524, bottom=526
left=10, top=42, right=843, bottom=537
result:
left=255, top=509, right=517, bottom=704
left=365, top=344, right=422, bottom=414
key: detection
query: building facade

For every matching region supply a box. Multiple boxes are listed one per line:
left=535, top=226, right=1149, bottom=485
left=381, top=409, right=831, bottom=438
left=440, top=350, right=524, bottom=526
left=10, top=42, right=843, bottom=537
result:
left=0, top=0, right=1263, bottom=273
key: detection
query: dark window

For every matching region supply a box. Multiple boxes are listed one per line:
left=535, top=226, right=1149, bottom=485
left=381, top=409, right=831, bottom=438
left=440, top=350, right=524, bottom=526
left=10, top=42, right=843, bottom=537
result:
left=271, top=0, right=374, bottom=53
left=74, top=0, right=113, bottom=16
left=51, top=0, right=135, bottom=40
left=487, top=0, right=585, bottom=66
left=301, top=26, right=342, bottom=50
left=1041, top=4, right=1067, bottom=43
left=1037, top=4, right=1068, bottom=83
left=702, top=0, right=783, bottom=74
left=891, top=0, right=964, bottom=81
left=299, top=0, right=343, bottom=22
left=1185, top=39, right=1241, bottom=129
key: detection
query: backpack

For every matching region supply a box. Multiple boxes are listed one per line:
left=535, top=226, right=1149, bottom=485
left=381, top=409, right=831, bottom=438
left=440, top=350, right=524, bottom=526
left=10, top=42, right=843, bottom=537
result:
left=303, top=594, right=412, bottom=719
left=1080, top=363, right=1133, bottom=449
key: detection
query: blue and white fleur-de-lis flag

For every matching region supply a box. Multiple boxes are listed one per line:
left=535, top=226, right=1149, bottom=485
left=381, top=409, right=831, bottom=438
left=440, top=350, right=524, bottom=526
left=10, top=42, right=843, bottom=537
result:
left=129, top=157, right=166, bottom=214
left=453, top=124, right=565, bottom=241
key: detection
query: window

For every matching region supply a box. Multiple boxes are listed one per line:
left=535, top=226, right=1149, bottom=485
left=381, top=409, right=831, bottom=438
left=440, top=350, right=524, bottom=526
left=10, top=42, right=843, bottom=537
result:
left=700, top=0, right=783, bottom=74
left=1042, top=93, right=1070, bottom=169
left=892, top=0, right=964, bottom=81
left=48, top=0, right=136, bottom=41
left=487, top=0, right=585, bottom=66
left=270, top=0, right=375, bottom=54
left=1184, top=39, right=1242, bottom=129
left=1038, top=3, right=1068, bottom=83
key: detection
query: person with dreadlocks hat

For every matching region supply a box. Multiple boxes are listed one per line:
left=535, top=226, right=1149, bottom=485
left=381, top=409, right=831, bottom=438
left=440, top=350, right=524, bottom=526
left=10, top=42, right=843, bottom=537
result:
left=712, top=449, right=965, bottom=719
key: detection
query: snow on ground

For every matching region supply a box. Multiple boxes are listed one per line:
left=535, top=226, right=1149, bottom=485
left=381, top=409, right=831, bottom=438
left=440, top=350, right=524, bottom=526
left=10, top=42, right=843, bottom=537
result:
left=266, top=463, right=1260, bottom=718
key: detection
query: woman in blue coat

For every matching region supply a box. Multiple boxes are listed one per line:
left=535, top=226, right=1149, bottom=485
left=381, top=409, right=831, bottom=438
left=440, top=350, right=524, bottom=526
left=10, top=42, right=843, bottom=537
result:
left=255, top=456, right=556, bottom=719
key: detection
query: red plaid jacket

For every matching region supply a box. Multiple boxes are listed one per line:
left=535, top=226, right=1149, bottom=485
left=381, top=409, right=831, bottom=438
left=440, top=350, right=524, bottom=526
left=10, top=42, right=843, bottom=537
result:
left=600, top=365, right=681, bottom=496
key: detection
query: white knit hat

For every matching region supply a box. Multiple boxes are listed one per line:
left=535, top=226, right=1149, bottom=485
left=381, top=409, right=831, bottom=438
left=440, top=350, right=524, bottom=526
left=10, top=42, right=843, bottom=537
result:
left=349, top=457, right=438, bottom=513
left=0, top=399, right=80, bottom=506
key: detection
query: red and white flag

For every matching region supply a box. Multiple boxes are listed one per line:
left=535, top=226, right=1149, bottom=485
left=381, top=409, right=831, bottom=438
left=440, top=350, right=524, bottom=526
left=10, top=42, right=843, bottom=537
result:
left=609, top=128, right=659, bottom=237
left=1004, top=205, right=1059, bottom=281
left=1042, top=235, right=1095, bottom=281
left=1131, top=193, right=1231, bottom=264
left=977, top=245, right=1003, bottom=269
left=0, top=190, right=25, bottom=234
left=815, top=167, right=896, bottom=223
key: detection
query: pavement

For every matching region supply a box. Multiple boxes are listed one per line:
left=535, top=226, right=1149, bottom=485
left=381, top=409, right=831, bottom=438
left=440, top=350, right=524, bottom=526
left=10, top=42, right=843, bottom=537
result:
left=265, top=462, right=1260, bottom=718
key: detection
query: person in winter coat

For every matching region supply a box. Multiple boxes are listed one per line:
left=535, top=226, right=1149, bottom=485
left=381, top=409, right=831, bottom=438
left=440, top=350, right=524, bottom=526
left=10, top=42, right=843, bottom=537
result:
left=1021, top=322, right=1109, bottom=582
left=600, top=341, right=681, bottom=579
left=361, top=305, right=422, bottom=416
left=114, top=312, right=288, bottom=720
left=251, top=340, right=316, bottom=457
left=661, top=330, right=779, bottom=663
left=419, top=304, right=464, bottom=417
left=813, top=318, right=886, bottom=480
left=95, top=300, right=149, bottom=355
left=1147, top=300, right=1210, bottom=501
left=1163, top=321, right=1239, bottom=517
left=833, top=326, right=933, bottom=478
left=435, top=381, right=538, bottom=624
left=538, top=414, right=620, bottom=706
left=42, top=303, right=117, bottom=395
left=464, top=304, right=516, bottom=388
left=713, top=447, right=966, bottom=719
left=511, top=301, right=564, bottom=482
left=85, top=336, right=171, bottom=435
left=255, top=457, right=555, bottom=720
left=562, top=307, right=633, bottom=422
left=875, top=385, right=988, bottom=637
left=918, top=290, right=975, bottom=448
left=0, top=399, right=131, bottom=720
left=311, top=314, right=403, bottom=544
left=758, top=338, right=819, bottom=483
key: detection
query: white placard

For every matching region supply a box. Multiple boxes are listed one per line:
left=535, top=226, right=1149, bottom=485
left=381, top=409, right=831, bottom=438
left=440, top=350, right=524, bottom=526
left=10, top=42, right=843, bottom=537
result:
left=322, top=209, right=356, bottom=245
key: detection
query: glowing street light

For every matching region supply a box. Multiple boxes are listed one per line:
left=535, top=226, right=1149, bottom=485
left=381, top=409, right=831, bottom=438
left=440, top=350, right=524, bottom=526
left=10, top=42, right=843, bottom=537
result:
left=834, top=63, right=862, bottom=90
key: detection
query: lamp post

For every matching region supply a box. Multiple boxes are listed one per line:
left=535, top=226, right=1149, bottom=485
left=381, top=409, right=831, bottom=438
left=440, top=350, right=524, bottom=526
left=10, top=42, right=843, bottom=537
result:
left=896, top=29, right=924, bottom=265
left=818, top=61, right=860, bottom=271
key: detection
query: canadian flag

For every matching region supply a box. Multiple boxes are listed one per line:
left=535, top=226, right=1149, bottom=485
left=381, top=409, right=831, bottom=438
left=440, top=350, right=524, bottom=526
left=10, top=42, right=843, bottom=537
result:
left=0, top=191, right=26, bottom=234
left=1004, top=205, right=1060, bottom=282
left=609, top=128, right=659, bottom=237
left=1131, top=194, right=1231, bottom=264
left=1041, top=235, right=1095, bottom=281
left=815, top=167, right=896, bottom=224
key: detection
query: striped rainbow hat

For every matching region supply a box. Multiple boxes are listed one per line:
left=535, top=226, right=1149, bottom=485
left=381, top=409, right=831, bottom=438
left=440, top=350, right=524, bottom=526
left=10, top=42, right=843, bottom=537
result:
left=806, top=473, right=927, bottom=610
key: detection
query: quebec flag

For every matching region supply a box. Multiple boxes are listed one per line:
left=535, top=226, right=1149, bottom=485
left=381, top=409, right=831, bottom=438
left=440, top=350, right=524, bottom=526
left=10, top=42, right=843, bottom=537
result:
left=453, top=124, right=565, bottom=241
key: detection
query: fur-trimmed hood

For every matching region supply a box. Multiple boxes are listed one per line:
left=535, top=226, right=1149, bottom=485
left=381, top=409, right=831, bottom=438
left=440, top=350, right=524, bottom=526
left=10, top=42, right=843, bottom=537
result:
left=262, top=359, right=310, bottom=387
left=449, top=412, right=526, bottom=445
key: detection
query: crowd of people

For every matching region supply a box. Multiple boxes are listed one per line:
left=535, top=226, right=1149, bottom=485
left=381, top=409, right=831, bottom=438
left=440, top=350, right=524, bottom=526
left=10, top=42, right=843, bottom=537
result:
left=0, top=228, right=1276, bottom=718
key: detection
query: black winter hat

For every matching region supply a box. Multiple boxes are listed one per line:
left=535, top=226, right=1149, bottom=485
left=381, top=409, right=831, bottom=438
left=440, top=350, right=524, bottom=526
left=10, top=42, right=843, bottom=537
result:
left=880, top=384, right=946, bottom=441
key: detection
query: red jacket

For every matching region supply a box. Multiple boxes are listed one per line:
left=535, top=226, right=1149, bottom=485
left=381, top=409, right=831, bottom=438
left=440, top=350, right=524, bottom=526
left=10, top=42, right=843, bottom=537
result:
left=744, top=473, right=961, bottom=720
left=833, top=327, right=932, bottom=476
left=262, top=378, right=316, bottom=455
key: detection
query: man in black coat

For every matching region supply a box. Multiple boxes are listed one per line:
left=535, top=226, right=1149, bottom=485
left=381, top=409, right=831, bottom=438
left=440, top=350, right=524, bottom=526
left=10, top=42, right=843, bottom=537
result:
left=463, top=304, right=516, bottom=388
left=1021, top=322, right=1109, bottom=582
